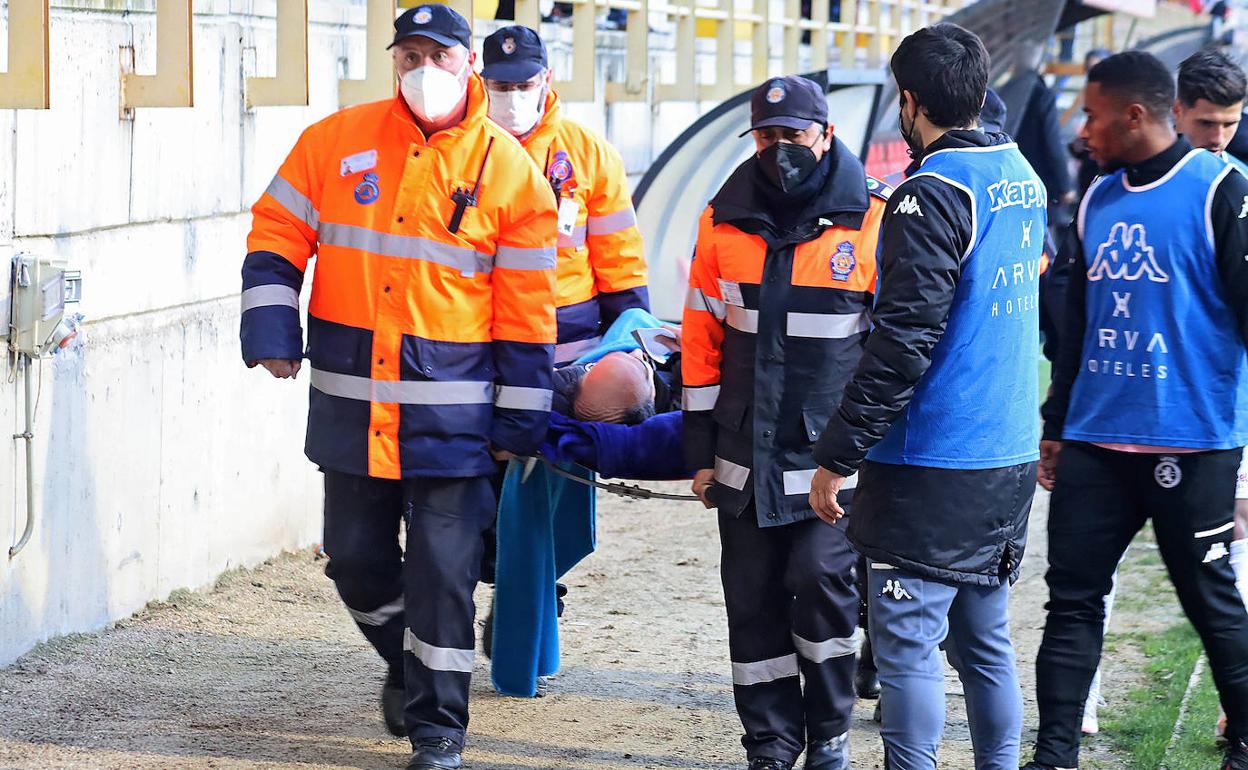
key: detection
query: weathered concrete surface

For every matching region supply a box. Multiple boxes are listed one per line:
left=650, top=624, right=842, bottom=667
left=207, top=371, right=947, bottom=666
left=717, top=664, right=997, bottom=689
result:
left=0, top=485, right=1169, bottom=769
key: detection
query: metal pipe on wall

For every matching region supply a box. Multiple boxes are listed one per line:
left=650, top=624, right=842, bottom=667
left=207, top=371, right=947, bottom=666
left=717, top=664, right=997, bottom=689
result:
left=10, top=355, right=35, bottom=560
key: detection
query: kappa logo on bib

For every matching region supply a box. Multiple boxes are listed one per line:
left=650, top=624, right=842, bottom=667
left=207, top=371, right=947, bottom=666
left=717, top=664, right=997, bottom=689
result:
left=1088, top=222, right=1170, bottom=283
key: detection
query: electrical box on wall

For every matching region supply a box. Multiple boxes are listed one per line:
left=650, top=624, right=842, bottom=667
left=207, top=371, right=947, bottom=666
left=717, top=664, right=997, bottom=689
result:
left=8, top=255, right=82, bottom=357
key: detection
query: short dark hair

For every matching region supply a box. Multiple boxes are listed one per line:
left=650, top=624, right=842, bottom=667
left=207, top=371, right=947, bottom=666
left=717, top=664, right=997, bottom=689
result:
left=620, top=399, right=656, bottom=426
left=1087, top=51, right=1175, bottom=121
left=1178, top=48, right=1247, bottom=108
left=890, top=23, right=989, bottom=129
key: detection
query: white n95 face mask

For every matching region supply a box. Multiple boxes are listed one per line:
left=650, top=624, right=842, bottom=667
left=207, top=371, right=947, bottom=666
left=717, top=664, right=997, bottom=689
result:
left=487, top=87, right=545, bottom=136
left=401, top=57, right=469, bottom=122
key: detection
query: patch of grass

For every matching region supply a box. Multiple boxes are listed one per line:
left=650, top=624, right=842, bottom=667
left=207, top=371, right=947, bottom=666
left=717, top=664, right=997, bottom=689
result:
left=1101, top=623, right=1224, bottom=770
left=1170, top=659, right=1225, bottom=768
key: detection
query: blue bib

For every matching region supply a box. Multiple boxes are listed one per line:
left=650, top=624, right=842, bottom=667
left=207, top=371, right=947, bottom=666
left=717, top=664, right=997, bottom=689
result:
left=1065, top=149, right=1248, bottom=448
left=869, top=142, right=1046, bottom=469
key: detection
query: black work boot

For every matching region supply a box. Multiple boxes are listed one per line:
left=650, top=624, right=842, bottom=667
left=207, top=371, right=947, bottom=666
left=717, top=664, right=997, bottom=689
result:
left=1020, top=763, right=1060, bottom=770
left=407, top=737, right=462, bottom=769
left=1224, top=739, right=1248, bottom=770
left=381, top=667, right=405, bottom=737
left=747, top=758, right=793, bottom=770
left=805, top=733, right=849, bottom=770
left=855, top=634, right=880, bottom=699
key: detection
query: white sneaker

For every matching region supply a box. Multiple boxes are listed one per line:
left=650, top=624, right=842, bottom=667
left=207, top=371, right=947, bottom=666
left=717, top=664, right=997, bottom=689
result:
left=1081, top=712, right=1099, bottom=736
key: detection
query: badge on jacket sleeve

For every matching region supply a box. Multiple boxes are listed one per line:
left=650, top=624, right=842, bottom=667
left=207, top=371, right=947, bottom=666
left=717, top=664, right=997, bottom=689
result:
left=354, top=172, right=380, bottom=205
left=830, top=241, right=856, bottom=281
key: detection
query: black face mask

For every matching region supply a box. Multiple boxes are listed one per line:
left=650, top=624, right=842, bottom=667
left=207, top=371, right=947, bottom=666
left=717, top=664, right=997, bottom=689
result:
left=899, top=98, right=924, bottom=158
left=758, top=141, right=821, bottom=193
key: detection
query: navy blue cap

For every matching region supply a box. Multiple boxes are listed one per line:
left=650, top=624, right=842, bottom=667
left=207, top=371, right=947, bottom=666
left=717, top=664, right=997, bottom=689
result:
left=742, top=76, right=828, bottom=136
left=481, top=26, right=548, bottom=82
left=388, top=5, right=472, bottom=50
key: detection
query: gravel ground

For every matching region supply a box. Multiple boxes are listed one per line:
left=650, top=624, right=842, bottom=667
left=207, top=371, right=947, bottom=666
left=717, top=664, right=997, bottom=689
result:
left=0, top=483, right=1176, bottom=770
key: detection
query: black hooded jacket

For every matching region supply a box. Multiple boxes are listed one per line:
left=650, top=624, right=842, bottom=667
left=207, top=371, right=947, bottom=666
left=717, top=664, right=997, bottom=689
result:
left=812, top=130, right=1037, bottom=586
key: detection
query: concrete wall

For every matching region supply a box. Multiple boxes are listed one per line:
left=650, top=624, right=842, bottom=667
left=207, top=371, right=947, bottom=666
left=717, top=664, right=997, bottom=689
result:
left=0, top=0, right=373, bottom=667
left=0, top=0, right=741, bottom=667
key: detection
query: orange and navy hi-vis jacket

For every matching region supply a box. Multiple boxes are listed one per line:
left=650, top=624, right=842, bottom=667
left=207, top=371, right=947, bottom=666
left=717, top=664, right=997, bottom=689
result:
left=518, top=91, right=648, bottom=364
left=241, top=74, right=558, bottom=480
left=681, top=138, right=891, bottom=527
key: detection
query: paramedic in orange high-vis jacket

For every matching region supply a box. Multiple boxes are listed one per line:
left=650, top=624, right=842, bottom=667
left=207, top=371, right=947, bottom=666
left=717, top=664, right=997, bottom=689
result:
left=238, top=6, right=557, bottom=769
left=479, top=24, right=649, bottom=366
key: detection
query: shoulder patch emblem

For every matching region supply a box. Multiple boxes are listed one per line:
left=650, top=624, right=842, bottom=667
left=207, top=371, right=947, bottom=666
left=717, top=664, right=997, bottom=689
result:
left=830, top=241, right=856, bottom=281
left=866, top=176, right=893, bottom=201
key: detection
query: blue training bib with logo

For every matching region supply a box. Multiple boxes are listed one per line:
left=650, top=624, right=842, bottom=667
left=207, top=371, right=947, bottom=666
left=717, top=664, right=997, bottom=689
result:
left=1065, top=148, right=1248, bottom=449
left=868, top=142, right=1047, bottom=469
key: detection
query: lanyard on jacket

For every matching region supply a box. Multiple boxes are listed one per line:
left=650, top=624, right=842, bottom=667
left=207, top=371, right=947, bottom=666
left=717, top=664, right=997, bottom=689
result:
left=448, top=137, right=495, bottom=234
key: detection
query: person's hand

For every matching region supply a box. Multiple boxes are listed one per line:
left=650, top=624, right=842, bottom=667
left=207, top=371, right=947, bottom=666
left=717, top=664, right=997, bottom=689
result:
left=691, top=468, right=716, bottom=508
left=490, top=447, right=518, bottom=462
left=658, top=324, right=682, bottom=353
left=809, top=466, right=847, bottom=525
left=257, top=359, right=301, bottom=379
left=1038, top=440, right=1062, bottom=491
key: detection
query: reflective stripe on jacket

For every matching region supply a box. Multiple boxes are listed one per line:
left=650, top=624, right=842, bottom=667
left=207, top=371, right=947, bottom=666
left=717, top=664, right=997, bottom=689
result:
left=241, top=75, right=558, bottom=480
left=682, top=138, right=890, bottom=526
left=519, top=92, right=649, bottom=364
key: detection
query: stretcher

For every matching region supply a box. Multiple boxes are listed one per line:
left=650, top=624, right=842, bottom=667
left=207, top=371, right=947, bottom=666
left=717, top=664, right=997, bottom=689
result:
left=490, top=310, right=698, bottom=697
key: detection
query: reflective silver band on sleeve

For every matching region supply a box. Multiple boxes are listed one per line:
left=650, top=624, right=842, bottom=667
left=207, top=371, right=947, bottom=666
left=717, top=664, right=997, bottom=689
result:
left=265, top=174, right=321, bottom=232
left=240, top=284, right=300, bottom=312
left=495, top=244, right=558, bottom=271
left=310, top=369, right=493, bottom=405
left=682, top=385, right=721, bottom=412
left=714, top=456, right=750, bottom=491
left=586, top=207, right=638, bottom=236
left=495, top=385, right=554, bottom=412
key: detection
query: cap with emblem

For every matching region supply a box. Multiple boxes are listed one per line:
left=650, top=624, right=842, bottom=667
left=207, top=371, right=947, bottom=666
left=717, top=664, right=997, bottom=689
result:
left=481, top=25, right=548, bottom=82
left=388, top=4, right=472, bottom=50
left=741, top=75, right=828, bottom=137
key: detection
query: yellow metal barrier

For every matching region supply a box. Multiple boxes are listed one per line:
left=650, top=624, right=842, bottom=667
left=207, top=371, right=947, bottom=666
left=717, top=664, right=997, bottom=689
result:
left=0, top=0, right=1192, bottom=111
left=246, top=0, right=310, bottom=107
left=0, top=0, right=49, bottom=109
left=121, top=0, right=194, bottom=109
